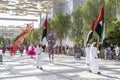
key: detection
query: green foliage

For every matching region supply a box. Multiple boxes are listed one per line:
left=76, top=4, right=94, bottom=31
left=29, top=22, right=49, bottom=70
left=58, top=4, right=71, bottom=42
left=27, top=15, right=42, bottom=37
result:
left=14, top=34, right=21, bottom=42
left=26, top=28, right=42, bottom=46
left=0, top=37, right=4, bottom=47
left=81, top=0, right=117, bottom=43
left=49, top=13, right=71, bottom=46
left=106, top=20, right=120, bottom=45
left=105, top=0, right=117, bottom=34
left=48, top=18, right=53, bottom=34
left=81, top=0, right=101, bottom=25
left=70, top=7, right=84, bottom=45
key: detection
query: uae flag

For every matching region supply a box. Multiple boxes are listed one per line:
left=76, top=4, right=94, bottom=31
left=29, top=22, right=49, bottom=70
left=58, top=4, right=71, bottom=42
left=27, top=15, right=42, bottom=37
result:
left=41, top=15, right=48, bottom=51
left=86, top=20, right=96, bottom=46
left=95, top=5, right=105, bottom=43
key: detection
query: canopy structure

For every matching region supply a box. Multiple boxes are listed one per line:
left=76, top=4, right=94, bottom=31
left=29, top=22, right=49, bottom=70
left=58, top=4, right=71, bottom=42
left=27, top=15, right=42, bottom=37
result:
left=0, top=0, right=68, bottom=39
left=0, top=0, right=68, bottom=16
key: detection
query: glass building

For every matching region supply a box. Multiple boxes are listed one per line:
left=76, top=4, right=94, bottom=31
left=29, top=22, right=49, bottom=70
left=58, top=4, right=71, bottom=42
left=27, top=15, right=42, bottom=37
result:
left=53, top=0, right=84, bottom=14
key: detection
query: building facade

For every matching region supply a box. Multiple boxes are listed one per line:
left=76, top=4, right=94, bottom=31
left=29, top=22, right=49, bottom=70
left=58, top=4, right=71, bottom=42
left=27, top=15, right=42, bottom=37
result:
left=53, top=0, right=84, bottom=14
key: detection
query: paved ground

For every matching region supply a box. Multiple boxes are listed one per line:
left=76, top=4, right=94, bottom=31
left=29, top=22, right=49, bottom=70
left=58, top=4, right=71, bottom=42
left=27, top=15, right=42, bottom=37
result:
left=0, top=52, right=120, bottom=80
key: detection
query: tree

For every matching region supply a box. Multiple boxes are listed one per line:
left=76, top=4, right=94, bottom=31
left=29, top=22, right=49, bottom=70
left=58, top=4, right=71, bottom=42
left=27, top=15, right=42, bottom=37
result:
left=47, top=18, right=52, bottom=34
left=0, top=37, right=4, bottom=47
left=26, top=28, right=42, bottom=46
left=49, top=14, right=71, bottom=47
left=106, top=20, right=120, bottom=45
left=81, top=0, right=117, bottom=42
left=70, top=7, right=84, bottom=45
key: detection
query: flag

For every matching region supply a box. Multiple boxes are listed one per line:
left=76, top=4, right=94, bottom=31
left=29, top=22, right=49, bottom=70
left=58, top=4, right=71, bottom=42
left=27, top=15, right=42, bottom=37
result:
left=86, top=20, right=96, bottom=46
left=41, top=14, right=48, bottom=51
left=10, top=23, right=34, bottom=56
left=95, top=5, right=105, bottom=43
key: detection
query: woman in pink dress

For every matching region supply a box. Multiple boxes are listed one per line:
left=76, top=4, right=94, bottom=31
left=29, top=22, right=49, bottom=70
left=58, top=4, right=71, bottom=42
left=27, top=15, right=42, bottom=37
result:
left=27, top=44, right=36, bottom=58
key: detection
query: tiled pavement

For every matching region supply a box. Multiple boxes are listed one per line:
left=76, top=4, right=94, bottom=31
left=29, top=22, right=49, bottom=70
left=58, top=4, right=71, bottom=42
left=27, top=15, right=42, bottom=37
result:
left=0, top=52, right=120, bottom=80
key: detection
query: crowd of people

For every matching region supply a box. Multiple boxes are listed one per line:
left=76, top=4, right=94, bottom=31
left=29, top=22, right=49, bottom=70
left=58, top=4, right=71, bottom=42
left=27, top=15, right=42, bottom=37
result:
left=106, top=44, right=120, bottom=60
left=0, top=41, right=120, bottom=74
left=1, top=43, right=120, bottom=60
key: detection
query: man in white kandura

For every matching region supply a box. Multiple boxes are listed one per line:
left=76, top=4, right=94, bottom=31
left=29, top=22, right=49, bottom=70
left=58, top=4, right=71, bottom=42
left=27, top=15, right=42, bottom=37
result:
left=89, top=42, right=101, bottom=74
left=36, top=44, right=43, bottom=70
left=85, top=44, right=91, bottom=67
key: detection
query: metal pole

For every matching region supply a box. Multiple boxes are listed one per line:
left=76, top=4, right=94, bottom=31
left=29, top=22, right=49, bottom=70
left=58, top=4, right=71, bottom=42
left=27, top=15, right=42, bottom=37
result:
left=39, top=12, right=42, bottom=28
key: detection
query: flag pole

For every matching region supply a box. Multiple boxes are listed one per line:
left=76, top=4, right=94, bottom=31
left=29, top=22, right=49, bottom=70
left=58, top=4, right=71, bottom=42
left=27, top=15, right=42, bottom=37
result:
left=95, top=19, right=100, bottom=56
left=96, top=30, right=100, bottom=58
left=97, top=36, right=100, bottom=48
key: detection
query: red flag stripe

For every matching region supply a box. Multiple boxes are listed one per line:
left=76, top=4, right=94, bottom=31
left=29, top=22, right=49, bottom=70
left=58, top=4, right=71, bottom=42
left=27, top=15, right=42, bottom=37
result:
left=97, top=5, right=104, bottom=25
left=92, top=20, right=96, bottom=32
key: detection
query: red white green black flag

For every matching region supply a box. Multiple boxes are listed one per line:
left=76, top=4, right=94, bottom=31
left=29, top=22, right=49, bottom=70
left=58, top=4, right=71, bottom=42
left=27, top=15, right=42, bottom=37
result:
left=86, top=20, right=96, bottom=46
left=41, top=14, right=48, bottom=51
left=95, top=5, right=105, bottom=43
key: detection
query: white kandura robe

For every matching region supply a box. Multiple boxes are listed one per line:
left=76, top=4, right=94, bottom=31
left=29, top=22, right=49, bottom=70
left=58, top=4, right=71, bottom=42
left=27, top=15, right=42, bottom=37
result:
left=36, top=47, right=42, bottom=67
left=90, top=46, right=99, bottom=73
left=85, top=47, right=90, bottom=65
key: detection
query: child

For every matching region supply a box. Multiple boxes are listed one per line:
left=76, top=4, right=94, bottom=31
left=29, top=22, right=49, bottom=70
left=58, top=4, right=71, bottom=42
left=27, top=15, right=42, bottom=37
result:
left=36, top=44, right=43, bottom=70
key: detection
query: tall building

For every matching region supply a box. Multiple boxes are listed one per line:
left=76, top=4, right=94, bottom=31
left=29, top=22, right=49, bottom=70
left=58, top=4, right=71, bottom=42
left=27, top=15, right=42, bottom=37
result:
left=53, top=0, right=84, bottom=14
left=73, top=0, right=84, bottom=9
left=53, top=0, right=70, bottom=14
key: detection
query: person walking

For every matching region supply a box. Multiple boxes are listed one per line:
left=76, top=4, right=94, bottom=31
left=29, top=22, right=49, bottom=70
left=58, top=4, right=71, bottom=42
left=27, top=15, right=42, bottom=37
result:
left=75, top=46, right=81, bottom=59
left=27, top=44, right=36, bottom=58
left=85, top=44, right=91, bottom=66
left=89, top=42, right=101, bottom=74
left=36, top=44, right=43, bottom=70
left=19, top=44, right=24, bottom=56
left=115, top=45, right=119, bottom=60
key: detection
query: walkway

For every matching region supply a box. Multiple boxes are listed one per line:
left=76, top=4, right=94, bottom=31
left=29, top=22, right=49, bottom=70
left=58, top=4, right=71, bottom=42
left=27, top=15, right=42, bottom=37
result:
left=0, top=52, right=120, bottom=80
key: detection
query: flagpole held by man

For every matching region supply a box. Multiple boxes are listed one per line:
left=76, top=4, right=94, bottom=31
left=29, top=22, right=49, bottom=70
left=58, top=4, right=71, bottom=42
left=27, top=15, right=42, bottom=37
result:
left=85, top=19, right=96, bottom=70
left=88, top=3, right=105, bottom=74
